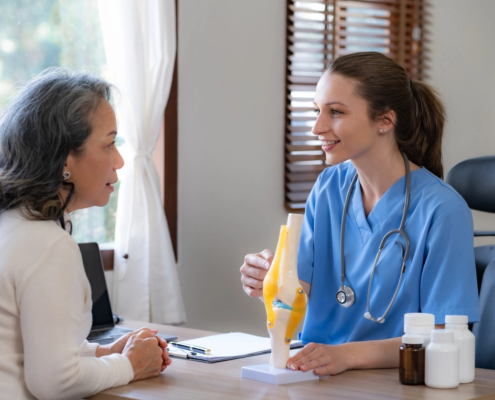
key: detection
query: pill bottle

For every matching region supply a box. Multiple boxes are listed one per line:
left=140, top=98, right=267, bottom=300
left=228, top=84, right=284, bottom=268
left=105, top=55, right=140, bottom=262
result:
left=404, top=313, right=435, bottom=347
left=445, top=315, right=475, bottom=383
left=399, top=334, right=425, bottom=385
left=425, top=330, right=459, bottom=389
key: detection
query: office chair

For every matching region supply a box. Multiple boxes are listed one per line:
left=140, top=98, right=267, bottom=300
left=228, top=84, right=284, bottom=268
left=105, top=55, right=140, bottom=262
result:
left=446, top=155, right=495, bottom=369
left=472, top=259, right=495, bottom=369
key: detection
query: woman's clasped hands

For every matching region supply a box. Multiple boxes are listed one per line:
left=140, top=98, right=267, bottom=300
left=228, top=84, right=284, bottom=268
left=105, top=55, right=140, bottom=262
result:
left=97, top=327, right=172, bottom=381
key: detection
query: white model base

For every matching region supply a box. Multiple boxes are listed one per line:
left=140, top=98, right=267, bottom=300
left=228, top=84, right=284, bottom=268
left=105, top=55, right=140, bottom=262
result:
left=241, top=364, right=319, bottom=385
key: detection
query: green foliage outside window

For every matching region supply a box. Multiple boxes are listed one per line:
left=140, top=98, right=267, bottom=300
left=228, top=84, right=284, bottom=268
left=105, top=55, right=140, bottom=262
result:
left=0, top=0, right=119, bottom=244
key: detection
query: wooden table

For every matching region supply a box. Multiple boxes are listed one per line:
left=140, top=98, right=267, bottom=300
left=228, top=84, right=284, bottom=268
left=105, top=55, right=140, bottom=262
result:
left=87, top=321, right=495, bottom=400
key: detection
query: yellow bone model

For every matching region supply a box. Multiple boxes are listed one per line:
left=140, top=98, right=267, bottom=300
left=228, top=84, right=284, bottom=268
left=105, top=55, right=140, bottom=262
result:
left=263, top=214, right=307, bottom=368
left=263, top=225, right=287, bottom=330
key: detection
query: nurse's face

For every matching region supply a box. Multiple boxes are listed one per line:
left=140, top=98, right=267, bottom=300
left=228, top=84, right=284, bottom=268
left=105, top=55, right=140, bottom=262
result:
left=312, top=72, right=384, bottom=165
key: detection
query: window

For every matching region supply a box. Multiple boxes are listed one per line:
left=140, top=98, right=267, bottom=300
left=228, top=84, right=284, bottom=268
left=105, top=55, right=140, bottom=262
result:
left=0, top=0, right=121, bottom=244
left=285, top=0, right=425, bottom=210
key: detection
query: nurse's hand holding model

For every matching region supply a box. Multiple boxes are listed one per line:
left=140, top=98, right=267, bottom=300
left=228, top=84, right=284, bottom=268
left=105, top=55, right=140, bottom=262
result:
left=240, top=52, right=479, bottom=376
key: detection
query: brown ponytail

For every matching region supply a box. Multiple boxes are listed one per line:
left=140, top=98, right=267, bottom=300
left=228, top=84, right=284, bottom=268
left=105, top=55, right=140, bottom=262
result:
left=326, top=52, right=446, bottom=179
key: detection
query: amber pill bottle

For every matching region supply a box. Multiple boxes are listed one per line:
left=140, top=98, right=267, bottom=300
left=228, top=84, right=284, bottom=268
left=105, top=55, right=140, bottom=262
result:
left=399, top=334, right=425, bottom=385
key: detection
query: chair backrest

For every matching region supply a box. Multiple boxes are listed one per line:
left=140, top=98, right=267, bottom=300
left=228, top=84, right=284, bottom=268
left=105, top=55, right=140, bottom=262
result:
left=446, top=156, right=495, bottom=213
left=472, top=259, right=495, bottom=369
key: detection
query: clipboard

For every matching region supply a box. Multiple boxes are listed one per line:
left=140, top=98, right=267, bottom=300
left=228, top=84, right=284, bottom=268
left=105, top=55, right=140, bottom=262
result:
left=167, top=332, right=304, bottom=363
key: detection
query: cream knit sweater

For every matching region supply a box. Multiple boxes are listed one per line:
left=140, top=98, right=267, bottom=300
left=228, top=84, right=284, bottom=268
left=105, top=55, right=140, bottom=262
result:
left=0, top=209, right=134, bottom=400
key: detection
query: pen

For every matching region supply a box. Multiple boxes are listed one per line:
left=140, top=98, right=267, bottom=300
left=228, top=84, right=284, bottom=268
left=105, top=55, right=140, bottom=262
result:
left=170, top=342, right=211, bottom=355
left=166, top=347, right=197, bottom=359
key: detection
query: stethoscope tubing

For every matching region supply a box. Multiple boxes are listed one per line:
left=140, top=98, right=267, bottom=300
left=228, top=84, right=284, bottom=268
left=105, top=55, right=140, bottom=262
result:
left=339, top=152, right=411, bottom=323
left=339, top=172, right=359, bottom=289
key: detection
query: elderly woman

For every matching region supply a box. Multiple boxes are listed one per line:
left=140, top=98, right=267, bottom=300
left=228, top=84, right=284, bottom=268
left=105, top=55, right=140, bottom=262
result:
left=0, top=69, right=171, bottom=399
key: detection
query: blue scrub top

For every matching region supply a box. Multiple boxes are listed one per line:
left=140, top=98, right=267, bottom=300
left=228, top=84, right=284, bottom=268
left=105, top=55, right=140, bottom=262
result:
left=298, top=162, right=480, bottom=345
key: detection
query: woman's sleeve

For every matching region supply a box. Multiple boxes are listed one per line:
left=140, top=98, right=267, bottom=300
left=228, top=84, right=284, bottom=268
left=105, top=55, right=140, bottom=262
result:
left=420, top=204, right=480, bottom=324
left=18, top=236, right=134, bottom=400
left=297, top=175, right=320, bottom=284
left=80, top=340, right=99, bottom=357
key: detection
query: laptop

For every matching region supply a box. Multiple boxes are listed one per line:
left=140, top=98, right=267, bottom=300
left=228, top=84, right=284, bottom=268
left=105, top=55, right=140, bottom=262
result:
left=79, top=242, right=177, bottom=345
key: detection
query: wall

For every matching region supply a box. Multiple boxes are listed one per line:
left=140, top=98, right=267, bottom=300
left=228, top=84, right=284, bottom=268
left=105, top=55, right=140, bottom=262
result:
left=427, top=0, right=495, bottom=246
left=174, top=0, right=495, bottom=335
left=177, top=0, right=287, bottom=335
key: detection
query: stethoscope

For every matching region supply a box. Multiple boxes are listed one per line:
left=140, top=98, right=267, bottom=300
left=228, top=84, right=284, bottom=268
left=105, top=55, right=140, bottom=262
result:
left=336, top=152, right=411, bottom=323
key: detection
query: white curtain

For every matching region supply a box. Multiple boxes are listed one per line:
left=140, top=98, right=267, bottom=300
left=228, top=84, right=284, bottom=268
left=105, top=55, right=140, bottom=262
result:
left=98, top=0, right=186, bottom=324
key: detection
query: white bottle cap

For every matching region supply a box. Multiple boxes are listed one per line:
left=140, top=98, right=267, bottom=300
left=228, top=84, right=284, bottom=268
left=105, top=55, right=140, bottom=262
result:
left=404, top=313, right=435, bottom=326
left=402, top=334, right=424, bottom=345
left=445, top=315, right=468, bottom=324
left=431, top=329, right=455, bottom=343
left=404, top=324, right=433, bottom=335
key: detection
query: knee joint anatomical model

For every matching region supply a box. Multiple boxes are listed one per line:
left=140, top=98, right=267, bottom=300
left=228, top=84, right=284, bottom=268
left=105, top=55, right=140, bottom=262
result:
left=263, top=214, right=307, bottom=368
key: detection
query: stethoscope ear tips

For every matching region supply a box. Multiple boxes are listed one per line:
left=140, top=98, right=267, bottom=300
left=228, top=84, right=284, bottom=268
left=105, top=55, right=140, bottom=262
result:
left=364, top=312, right=386, bottom=323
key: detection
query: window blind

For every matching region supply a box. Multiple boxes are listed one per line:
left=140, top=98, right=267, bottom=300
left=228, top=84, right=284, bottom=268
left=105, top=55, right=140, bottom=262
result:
left=285, top=0, right=425, bottom=211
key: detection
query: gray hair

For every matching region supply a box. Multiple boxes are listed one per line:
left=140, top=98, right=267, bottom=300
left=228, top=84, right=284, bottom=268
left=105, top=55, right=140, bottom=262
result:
left=0, top=68, right=112, bottom=226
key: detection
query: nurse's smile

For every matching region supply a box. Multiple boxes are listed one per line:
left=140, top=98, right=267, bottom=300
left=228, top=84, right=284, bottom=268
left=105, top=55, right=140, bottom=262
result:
left=321, top=140, right=340, bottom=152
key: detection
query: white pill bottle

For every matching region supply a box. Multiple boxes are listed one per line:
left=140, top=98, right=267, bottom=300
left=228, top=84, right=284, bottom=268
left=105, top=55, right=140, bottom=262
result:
left=445, top=315, right=475, bottom=383
left=425, top=330, right=459, bottom=389
left=404, top=313, right=435, bottom=347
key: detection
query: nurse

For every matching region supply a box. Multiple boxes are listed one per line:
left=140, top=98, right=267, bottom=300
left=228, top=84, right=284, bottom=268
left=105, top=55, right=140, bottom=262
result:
left=240, top=52, right=479, bottom=375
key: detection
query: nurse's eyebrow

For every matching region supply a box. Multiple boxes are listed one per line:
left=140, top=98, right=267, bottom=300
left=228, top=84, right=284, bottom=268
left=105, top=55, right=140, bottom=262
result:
left=313, top=101, right=348, bottom=107
left=107, top=131, right=117, bottom=137
left=325, top=101, right=348, bottom=107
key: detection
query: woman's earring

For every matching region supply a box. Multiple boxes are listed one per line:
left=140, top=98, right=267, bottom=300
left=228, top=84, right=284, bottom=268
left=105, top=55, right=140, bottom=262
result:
left=63, top=171, right=71, bottom=180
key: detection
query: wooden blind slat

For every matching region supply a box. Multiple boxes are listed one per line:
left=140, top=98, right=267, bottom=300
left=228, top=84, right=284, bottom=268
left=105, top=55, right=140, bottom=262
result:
left=334, top=32, right=399, bottom=40
left=335, top=40, right=398, bottom=51
left=287, top=144, right=322, bottom=152
left=289, top=5, right=331, bottom=15
left=291, top=0, right=326, bottom=3
left=289, top=46, right=333, bottom=55
left=288, top=84, right=318, bottom=91
left=289, top=16, right=327, bottom=25
left=286, top=135, right=318, bottom=142
left=287, top=164, right=326, bottom=172
left=286, top=154, right=325, bottom=163
left=288, top=115, right=317, bottom=121
left=335, top=11, right=391, bottom=21
left=286, top=182, right=316, bottom=192
left=286, top=172, right=322, bottom=182
left=288, top=76, right=321, bottom=85
left=288, top=56, right=329, bottom=64
left=289, top=27, right=333, bottom=35
left=336, top=21, right=394, bottom=29
left=287, top=125, right=315, bottom=132
left=338, top=0, right=398, bottom=12
left=287, top=191, right=312, bottom=202
left=288, top=106, right=316, bottom=112
left=288, top=95, right=318, bottom=101
left=289, top=36, right=334, bottom=45
left=289, top=66, right=325, bottom=73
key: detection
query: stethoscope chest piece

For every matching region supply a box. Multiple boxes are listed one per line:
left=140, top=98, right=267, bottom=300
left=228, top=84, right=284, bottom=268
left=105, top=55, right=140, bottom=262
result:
left=336, top=285, right=355, bottom=308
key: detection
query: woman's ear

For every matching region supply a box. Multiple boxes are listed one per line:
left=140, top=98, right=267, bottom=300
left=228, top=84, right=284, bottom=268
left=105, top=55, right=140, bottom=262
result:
left=65, top=152, right=75, bottom=169
left=377, top=109, right=395, bottom=135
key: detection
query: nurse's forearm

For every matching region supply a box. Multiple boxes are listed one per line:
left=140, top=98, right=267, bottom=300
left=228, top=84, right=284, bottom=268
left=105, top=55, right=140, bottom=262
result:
left=342, top=337, right=403, bottom=369
left=343, top=324, right=445, bottom=370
